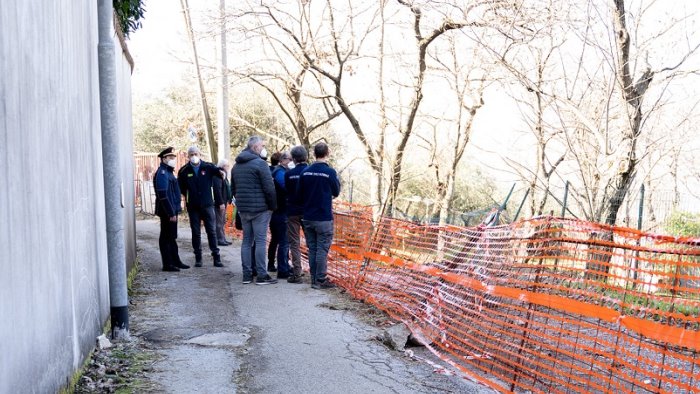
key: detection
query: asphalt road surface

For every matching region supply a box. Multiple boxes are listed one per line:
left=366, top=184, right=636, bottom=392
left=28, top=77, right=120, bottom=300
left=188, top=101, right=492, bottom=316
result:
left=131, top=218, right=493, bottom=393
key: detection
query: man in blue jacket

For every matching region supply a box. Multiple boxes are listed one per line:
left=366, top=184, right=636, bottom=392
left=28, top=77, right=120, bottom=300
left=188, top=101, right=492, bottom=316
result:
left=298, top=142, right=341, bottom=289
left=231, top=136, right=278, bottom=285
left=284, top=145, right=309, bottom=283
left=177, top=146, right=224, bottom=268
left=154, top=147, right=188, bottom=272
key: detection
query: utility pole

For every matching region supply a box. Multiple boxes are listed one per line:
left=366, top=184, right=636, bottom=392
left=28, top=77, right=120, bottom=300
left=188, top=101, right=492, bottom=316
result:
left=98, top=0, right=128, bottom=338
left=217, top=0, right=230, bottom=164
left=180, top=0, right=218, bottom=163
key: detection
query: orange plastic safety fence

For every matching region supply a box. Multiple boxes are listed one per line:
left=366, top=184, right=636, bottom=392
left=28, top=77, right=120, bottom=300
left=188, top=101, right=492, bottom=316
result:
left=226, top=201, right=700, bottom=393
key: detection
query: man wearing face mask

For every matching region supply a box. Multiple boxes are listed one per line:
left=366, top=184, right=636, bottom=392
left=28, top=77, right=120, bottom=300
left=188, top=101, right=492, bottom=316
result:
left=177, top=146, right=224, bottom=268
left=154, top=147, right=188, bottom=272
left=231, top=136, right=278, bottom=285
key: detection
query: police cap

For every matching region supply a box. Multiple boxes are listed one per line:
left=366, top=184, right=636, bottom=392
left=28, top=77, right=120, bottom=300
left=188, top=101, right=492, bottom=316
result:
left=158, top=146, right=176, bottom=158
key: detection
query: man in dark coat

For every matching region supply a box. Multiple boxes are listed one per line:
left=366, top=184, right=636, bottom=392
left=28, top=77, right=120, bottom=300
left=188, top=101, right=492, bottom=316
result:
left=153, top=147, right=188, bottom=272
left=284, top=145, right=309, bottom=283
left=177, top=146, right=224, bottom=268
left=298, top=142, right=340, bottom=289
left=213, top=158, right=233, bottom=246
left=231, top=136, right=278, bottom=285
left=268, top=151, right=293, bottom=279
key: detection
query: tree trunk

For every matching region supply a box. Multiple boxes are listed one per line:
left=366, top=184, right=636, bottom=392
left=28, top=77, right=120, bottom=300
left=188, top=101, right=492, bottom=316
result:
left=181, top=0, right=217, bottom=162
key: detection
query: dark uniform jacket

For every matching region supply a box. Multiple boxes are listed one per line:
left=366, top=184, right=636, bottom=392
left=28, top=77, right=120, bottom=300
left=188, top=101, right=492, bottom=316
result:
left=177, top=161, right=221, bottom=208
left=298, top=162, right=340, bottom=221
left=213, top=168, right=232, bottom=206
left=271, top=165, right=287, bottom=215
left=284, top=162, right=307, bottom=217
left=231, top=149, right=277, bottom=213
left=154, top=163, right=182, bottom=217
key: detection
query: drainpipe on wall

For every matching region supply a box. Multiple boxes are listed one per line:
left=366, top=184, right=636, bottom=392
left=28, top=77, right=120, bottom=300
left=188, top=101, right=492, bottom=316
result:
left=97, top=0, right=129, bottom=338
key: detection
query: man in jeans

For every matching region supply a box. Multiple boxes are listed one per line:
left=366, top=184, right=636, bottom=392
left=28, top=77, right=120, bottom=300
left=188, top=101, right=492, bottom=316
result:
left=231, top=136, right=278, bottom=285
left=298, top=142, right=340, bottom=289
left=284, top=145, right=308, bottom=283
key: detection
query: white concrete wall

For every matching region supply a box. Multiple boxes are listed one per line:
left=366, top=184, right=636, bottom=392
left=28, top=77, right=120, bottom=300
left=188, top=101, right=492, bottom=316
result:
left=117, top=37, right=137, bottom=272
left=0, top=1, right=134, bottom=392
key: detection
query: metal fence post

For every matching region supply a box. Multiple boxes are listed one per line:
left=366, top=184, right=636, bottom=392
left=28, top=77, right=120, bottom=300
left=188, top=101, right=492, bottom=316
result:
left=637, top=184, right=645, bottom=230
left=561, top=181, right=569, bottom=218
left=512, top=188, right=530, bottom=223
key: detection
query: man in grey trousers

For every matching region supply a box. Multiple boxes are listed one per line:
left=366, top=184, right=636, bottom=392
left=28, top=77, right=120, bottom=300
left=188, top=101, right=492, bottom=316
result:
left=298, top=142, right=341, bottom=289
left=231, top=136, right=278, bottom=285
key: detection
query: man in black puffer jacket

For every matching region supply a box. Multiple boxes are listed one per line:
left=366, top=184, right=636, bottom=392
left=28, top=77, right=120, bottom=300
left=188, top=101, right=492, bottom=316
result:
left=231, top=136, right=278, bottom=285
left=178, top=146, right=224, bottom=268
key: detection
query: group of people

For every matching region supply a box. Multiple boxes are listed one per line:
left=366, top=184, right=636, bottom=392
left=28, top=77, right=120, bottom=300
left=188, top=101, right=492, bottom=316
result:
left=153, top=136, right=341, bottom=290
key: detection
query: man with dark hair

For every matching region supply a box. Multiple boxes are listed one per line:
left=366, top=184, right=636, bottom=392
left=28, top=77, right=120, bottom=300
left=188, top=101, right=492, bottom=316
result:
left=154, top=147, right=189, bottom=272
left=231, top=136, right=278, bottom=285
left=268, top=151, right=293, bottom=279
left=284, top=145, right=308, bottom=283
left=266, top=151, right=282, bottom=272
left=298, top=142, right=341, bottom=289
left=177, top=146, right=224, bottom=268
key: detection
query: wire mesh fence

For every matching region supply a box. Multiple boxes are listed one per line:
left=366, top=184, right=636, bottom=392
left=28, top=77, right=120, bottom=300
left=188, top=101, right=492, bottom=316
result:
left=224, top=200, right=700, bottom=393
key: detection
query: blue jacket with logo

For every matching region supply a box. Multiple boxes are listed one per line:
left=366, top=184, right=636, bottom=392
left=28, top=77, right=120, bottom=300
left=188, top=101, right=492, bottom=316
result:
left=284, top=162, right=308, bottom=217
left=298, top=162, right=340, bottom=221
left=153, top=163, right=182, bottom=217
left=177, top=161, right=221, bottom=208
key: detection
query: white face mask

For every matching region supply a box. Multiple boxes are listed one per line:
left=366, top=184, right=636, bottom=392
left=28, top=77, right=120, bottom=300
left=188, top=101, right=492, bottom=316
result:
left=259, top=148, right=268, bottom=159
left=287, top=161, right=295, bottom=170
left=166, top=159, right=177, bottom=168
left=190, top=156, right=200, bottom=165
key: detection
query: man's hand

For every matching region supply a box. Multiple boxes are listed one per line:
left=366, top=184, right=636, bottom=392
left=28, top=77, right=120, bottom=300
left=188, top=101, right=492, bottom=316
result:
left=219, top=204, right=225, bottom=210
left=169, top=215, right=177, bottom=222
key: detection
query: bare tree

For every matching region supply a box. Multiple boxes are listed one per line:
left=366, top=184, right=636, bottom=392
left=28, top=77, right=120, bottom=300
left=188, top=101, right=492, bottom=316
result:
left=416, top=35, right=487, bottom=225
left=230, top=1, right=347, bottom=149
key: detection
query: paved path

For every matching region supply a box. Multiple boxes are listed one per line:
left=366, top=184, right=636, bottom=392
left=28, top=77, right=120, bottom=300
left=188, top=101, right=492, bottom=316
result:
left=131, top=218, right=492, bottom=393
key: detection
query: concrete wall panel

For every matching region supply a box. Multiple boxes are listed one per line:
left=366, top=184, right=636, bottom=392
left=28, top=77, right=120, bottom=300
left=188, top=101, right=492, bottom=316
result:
left=0, top=1, right=133, bottom=391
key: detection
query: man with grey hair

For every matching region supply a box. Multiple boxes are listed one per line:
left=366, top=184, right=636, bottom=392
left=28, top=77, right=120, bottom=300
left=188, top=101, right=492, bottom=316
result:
left=177, top=146, right=224, bottom=268
left=231, top=136, right=278, bottom=285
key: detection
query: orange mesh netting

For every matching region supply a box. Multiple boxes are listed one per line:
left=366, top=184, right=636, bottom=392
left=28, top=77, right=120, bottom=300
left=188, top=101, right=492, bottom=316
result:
left=227, top=202, right=700, bottom=393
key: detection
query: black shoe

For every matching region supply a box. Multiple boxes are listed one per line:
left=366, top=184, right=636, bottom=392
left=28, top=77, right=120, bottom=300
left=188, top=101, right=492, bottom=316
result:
left=267, top=265, right=277, bottom=272
left=175, top=262, right=190, bottom=269
left=242, top=276, right=253, bottom=284
left=277, top=273, right=290, bottom=279
left=312, top=280, right=336, bottom=289
left=287, top=275, right=303, bottom=284
left=256, top=276, right=278, bottom=285
left=213, top=255, right=223, bottom=267
left=218, top=241, right=231, bottom=246
left=194, top=260, right=203, bottom=268
left=162, top=266, right=180, bottom=272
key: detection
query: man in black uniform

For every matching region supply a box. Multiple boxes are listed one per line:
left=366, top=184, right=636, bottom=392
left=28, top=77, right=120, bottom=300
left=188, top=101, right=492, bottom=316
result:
left=177, top=146, right=224, bottom=268
left=153, top=147, right=189, bottom=272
